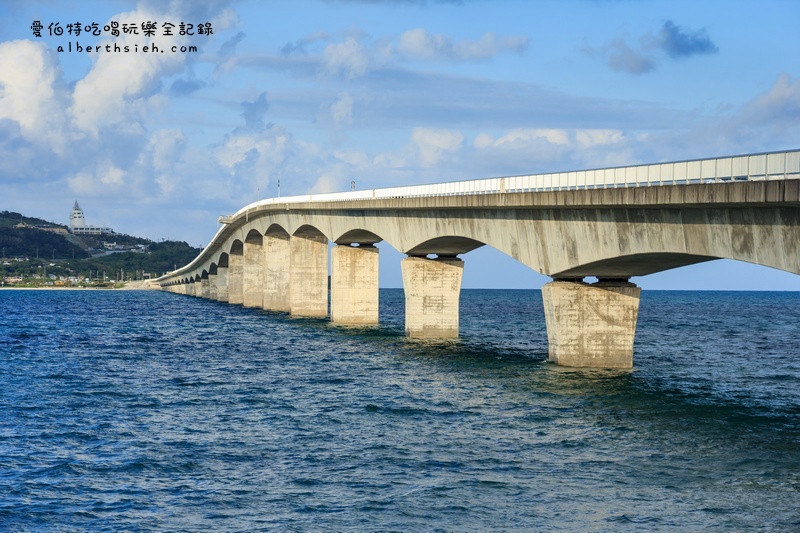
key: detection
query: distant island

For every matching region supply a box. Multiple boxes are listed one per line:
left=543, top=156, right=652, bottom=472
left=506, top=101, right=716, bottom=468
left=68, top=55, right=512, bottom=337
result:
left=0, top=205, right=201, bottom=288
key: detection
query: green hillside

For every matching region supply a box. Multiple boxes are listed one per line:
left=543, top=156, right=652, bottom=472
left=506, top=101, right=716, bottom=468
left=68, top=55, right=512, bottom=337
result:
left=0, top=226, right=90, bottom=260
left=0, top=210, right=202, bottom=283
left=69, top=241, right=202, bottom=274
left=0, top=211, right=66, bottom=229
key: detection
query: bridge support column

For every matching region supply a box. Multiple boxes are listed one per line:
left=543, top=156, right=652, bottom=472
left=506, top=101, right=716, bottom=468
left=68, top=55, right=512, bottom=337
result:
left=331, top=244, right=379, bottom=325
left=541, top=279, right=640, bottom=369
left=228, top=250, right=244, bottom=305
left=401, top=256, right=463, bottom=338
left=243, top=236, right=264, bottom=308
left=263, top=231, right=290, bottom=312
left=289, top=233, right=328, bottom=317
left=208, top=274, right=218, bottom=300
left=200, top=278, right=210, bottom=298
left=215, top=267, right=228, bottom=302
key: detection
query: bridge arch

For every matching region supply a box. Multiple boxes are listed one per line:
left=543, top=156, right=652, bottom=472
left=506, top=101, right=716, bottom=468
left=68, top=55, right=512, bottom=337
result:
left=266, top=223, right=290, bottom=239
left=245, top=228, right=263, bottom=245
left=201, top=270, right=209, bottom=279
left=217, top=252, right=229, bottom=267
left=335, top=228, right=383, bottom=245
left=209, top=263, right=218, bottom=275
left=229, top=239, right=243, bottom=255
left=293, top=224, right=326, bottom=239
left=405, top=235, right=485, bottom=257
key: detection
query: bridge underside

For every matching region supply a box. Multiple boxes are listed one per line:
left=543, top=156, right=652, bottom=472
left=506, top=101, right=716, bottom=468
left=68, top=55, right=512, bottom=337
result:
left=554, top=252, right=718, bottom=278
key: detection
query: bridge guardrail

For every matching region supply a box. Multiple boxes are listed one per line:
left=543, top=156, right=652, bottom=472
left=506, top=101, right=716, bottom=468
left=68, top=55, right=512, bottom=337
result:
left=233, top=149, right=800, bottom=218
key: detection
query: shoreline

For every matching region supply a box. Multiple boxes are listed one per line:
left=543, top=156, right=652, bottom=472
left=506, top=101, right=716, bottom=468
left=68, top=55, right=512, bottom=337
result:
left=0, top=286, right=149, bottom=291
left=0, top=287, right=119, bottom=290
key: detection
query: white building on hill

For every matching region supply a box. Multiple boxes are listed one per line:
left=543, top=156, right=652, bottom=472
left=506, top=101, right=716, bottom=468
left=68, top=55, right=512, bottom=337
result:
left=69, top=201, right=114, bottom=235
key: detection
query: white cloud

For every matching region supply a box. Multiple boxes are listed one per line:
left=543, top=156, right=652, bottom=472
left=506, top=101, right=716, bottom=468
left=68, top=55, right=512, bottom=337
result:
left=495, top=129, right=570, bottom=147
left=330, top=93, right=354, bottom=126
left=738, top=74, right=800, bottom=131
left=650, top=74, right=800, bottom=158
left=139, top=129, right=187, bottom=195
left=216, top=127, right=291, bottom=170
left=575, top=129, right=625, bottom=148
left=311, top=173, right=339, bottom=193
left=323, top=37, right=369, bottom=78
left=334, top=149, right=369, bottom=167
left=289, top=28, right=528, bottom=81
left=468, top=128, right=633, bottom=175
left=0, top=40, right=70, bottom=152
left=100, top=165, right=126, bottom=185
left=70, top=7, right=189, bottom=136
left=411, top=127, right=464, bottom=166
left=373, top=152, right=407, bottom=169
left=67, top=163, right=126, bottom=195
left=211, top=7, right=242, bottom=32
left=474, top=128, right=626, bottom=151
left=396, top=28, right=528, bottom=61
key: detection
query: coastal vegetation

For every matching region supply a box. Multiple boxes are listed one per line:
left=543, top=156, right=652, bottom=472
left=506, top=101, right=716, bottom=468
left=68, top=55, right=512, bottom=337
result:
left=0, top=210, right=201, bottom=286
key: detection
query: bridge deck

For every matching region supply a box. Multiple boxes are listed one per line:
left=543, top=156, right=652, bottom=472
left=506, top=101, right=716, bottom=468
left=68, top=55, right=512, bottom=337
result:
left=236, top=149, right=800, bottom=214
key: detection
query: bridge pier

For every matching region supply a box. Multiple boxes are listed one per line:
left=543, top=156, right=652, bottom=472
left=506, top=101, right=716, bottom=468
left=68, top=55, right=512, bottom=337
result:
left=208, top=274, right=218, bottom=300
left=215, top=266, right=228, bottom=302
left=243, top=233, right=264, bottom=308
left=289, top=231, right=328, bottom=317
left=263, top=228, right=291, bottom=312
left=228, top=243, right=244, bottom=305
left=200, top=277, right=210, bottom=298
left=401, top=256, right=463, bottom=338
left=331, top=244, right=379, bottom=325
left=541, top=279, right=640, bottom=369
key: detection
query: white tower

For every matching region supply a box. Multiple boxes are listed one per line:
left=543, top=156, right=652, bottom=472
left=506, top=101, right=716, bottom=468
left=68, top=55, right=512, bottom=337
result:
left=70, top=201, right=86, bottom=230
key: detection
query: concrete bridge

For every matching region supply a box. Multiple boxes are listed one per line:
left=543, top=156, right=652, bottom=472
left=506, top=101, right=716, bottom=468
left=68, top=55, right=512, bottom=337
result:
left=155, top=149, right=800, bottom=368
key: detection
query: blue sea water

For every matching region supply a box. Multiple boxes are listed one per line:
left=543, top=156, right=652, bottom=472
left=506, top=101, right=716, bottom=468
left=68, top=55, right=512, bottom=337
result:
left=0, top=289, right=799, bottom=530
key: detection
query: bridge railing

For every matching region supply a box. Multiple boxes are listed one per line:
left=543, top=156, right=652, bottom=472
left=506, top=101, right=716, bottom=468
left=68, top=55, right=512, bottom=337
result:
left=233, top=149, right=800, bottom=216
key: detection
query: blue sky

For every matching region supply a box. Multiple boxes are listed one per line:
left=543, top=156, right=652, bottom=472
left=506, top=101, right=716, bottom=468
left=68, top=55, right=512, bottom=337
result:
left=0, top=0, right=798, bottom=289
